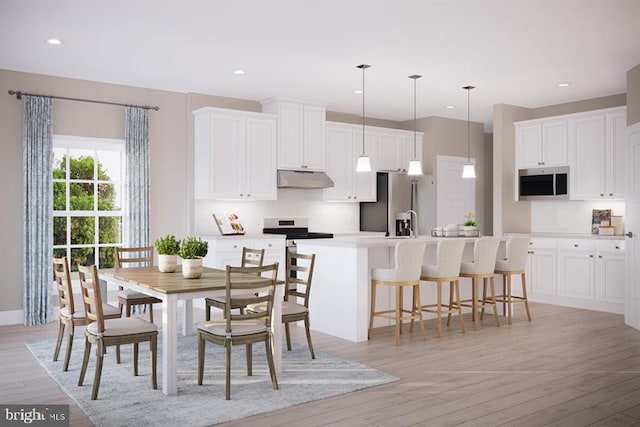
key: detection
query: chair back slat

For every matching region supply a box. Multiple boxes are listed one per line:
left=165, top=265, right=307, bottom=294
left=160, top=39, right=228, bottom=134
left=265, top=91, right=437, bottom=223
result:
left=284, top=252, right=316, bottom=308
left=78, top=264, right=105, bottom=332
left=115, top=246, right=154, bottom=268
left=241, top=247, right=265, bottom=269
left=53, top=257, right=75, bottom=314
left=225, top=263, right=278, bottom=328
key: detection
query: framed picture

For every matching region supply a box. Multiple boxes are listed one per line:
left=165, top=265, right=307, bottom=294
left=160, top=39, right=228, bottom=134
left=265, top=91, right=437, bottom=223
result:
left=591, top=209, right=612, bottom=234
left=213, top=213, right=245, bottom=235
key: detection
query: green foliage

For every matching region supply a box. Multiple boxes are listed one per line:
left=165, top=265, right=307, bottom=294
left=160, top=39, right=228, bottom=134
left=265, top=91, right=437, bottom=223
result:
left=155, top=234, right=181, bottom=255
left=179, top=237, right=208, bottom=259
left=463, top=212, right=477, bottom=227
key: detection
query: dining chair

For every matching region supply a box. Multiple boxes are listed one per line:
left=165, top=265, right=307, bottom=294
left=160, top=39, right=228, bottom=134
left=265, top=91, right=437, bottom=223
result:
left=419, top=239, right=467, bottom=338
left=368, top=240, right=427, bottom=345
left=204, top=247, right=265, bottom=321
left=77, top=264, right=158, bottom=400
left=493, top=237, right=532, bottom=324
left=197, top=263, right=279, bottom=400
left=460, top=237, right=501, bottom=330
left=248, top=251, right=317, bottom=358
left=53, top=256, right=122, bottom=371
left=115, top=246, right=162, bottom=323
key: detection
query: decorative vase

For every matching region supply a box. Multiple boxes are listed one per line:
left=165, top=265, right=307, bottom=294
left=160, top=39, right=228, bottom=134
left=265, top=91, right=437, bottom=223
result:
left=158, top=254, right=178, bottom=273
left=461, top=225, right=479, bottom=237
left=182, top=258, right=203, bottom=279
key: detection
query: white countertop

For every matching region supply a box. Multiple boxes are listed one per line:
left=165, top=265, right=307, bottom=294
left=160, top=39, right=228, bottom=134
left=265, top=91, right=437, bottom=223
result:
left=506, top=232, right=624, bottom=241
left=296, top=234, right=491, bottom=249
left=198, top=233, right=286, bottom=240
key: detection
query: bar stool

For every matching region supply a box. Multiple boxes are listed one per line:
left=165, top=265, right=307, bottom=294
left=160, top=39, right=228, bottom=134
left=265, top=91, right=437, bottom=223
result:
left=369, top=240, right=427, bottom=345
left=493, top=237, right=532, bottom=324
left=419, top=239, right=466, bottom=338
left=460, top=237, right=501, bottom=330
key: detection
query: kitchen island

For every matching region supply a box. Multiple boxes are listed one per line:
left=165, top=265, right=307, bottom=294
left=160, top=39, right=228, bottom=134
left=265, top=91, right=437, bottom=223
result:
left=297, top=235, right=504, bottom=342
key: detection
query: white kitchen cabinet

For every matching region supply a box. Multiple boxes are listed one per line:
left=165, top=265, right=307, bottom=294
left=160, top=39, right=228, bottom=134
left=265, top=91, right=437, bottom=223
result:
left=324, top=122, right=376, bottom=202
left=399, top=134, right=422, bottom=173
left=569, top=107, right=627, bottom=200
left=596, top=240, right=626, bottom=305
left=202, top=236, right=286, bottom=280
left=375, top=130, right=423, bottom=173
left=261, top=98, right=326, bottom=171
left=526, top=238, right=557, bottom=296
left=515, top=119, right=568, bottom=169
left=193, top=107, right=277, bottom=200
left=558, top=239, right=596, bottom=300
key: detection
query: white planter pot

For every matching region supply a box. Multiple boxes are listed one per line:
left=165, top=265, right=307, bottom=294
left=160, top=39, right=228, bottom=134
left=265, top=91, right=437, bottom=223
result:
left=461, top=225, right=479, bottom=237
left=158, top=254, right=178, bottom=273
left=182, top=258, right=203, bottom=279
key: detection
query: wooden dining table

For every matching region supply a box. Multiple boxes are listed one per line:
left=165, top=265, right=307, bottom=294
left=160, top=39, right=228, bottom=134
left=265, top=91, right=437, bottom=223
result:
left=99, top=266, right=284, bottom=396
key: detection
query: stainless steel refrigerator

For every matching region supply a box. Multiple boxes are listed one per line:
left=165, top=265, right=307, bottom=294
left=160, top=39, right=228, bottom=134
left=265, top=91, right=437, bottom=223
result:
left=360, top=172, right=436, bottom=236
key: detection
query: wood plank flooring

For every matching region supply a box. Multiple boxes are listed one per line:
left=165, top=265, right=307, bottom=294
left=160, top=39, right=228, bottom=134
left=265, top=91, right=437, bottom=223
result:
left=3, top=303, right=640, bottom=426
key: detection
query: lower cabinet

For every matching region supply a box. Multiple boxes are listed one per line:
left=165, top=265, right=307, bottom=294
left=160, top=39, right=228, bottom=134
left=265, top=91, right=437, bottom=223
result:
left=524, top=236, right=625, bottom=314
left=202, top=236, right=286, bottom=280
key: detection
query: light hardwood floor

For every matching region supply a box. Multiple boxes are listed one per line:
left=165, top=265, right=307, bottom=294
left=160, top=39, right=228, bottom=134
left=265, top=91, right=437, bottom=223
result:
left=3, top=303, right=640, bottom=426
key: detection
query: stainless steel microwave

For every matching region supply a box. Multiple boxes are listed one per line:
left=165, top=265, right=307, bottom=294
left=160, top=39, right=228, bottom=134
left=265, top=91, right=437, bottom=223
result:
left=518, top=166, right=569, bottom=200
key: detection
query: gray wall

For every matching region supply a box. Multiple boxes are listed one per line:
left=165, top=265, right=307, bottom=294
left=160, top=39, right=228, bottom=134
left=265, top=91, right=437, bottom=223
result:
left=629, top=64, right=640, bottom=126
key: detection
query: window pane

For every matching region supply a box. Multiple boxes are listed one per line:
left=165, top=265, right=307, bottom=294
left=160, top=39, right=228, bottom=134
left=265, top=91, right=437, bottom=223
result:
left=53, top=182, right=66, bottom=210
left=70, top=247, right=95, bottom=272
left=69, top=150, right=95, bottom=180
left=97, top=150, right=121, bottom=181
left=98, top=183, right=121, bottom=211
left=53, top=248, right=67, bottom=259
left=99, top=216, right=122, bottom=244
left=53, top=217, right=67, bottom=245
left=99, top=247, right=116, bottom=269
left=70, top=183, right=94, bottom=210
left=52, top=148, right=66, bottom=179
left=70, top=217, right=95, bottom=245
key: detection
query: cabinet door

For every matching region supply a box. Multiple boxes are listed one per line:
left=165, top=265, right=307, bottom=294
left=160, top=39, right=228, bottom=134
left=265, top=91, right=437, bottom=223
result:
left=542, top=120, right=568, bottom=166
left=516, top=124, right=542, bottom=169
left=376, top=132, right=401, bottom=171
left=528, top=250, right=556, bottom=295
left=303, top=104, right=326, bottom=171
left=558, top=250, right=595, bottom=300
left=352, top=129, right=377, bottom=202
left=570, top=115, right=606, bottom=199
left=324, top=125, right=354, bottom=201
left=245, top=116, right=277, bottom=200
left=605, top=112, right=627, bottom=198
left=278, top=101, right=305, bottom=169
left=399, top=135, right=422, bottom=173
left=597, top=253, right=626, bottom=303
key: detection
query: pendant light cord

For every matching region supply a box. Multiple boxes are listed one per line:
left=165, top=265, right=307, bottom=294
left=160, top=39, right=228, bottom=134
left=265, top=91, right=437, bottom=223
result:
left=463, top=85, right=475, bottom=163
left=362, top=65, right=366, bottom=154
left=413, top=77, right=417, bottom=158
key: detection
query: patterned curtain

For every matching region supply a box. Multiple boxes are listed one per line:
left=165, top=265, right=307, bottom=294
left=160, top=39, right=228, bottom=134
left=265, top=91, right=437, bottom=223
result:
left=23, top=95, right=53, bottom=326
left=124, top=107, right=150, bottom=248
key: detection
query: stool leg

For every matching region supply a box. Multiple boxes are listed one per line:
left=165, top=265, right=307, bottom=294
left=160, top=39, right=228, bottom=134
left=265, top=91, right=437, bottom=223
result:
left=395, top=285, right=402, bottom=345
left=414, top=285, right=427, bottom=341
left=480, top=278, right=487, bottom=320
left=472, top=277, right=479, bottom=331
left=447, top=281, right=454, bottom=327
left=399, top=286, right=404, bottom=336
left=502, top=274, right=507, bottom=317
left=436, top=281, right=443, bottom=338
left=506, top=274, right=513, bottom=325
left=368, top=281, right=376, bottom=340
left=522, top=272, right=532, bottom=321
left=455, top=279, right=465, bottom=334
left=490, top=276, right=500, bottom=327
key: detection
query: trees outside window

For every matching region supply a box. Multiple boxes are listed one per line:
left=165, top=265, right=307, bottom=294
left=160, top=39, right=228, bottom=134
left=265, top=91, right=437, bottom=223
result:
left=52, top=136, right=124, bottom=271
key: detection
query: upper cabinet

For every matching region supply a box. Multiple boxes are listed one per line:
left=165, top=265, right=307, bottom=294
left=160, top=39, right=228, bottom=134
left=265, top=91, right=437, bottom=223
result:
left=570, top=107, right=627, bottom=200
left=261, top=98, right=326, bottom=171
left=515, top=119, right=568, bottom=169
left=376, top=130, right=423, bottom=173
left=193, top=107, right=278, bottom=200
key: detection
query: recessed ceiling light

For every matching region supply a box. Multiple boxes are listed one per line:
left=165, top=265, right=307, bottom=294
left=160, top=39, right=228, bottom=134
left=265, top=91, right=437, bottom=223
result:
left=353, top=89, right=363, bottom=94
left=46, top=38, right=62, bottom=45
left=445, top=105, right=455, bottom=109
left=557, top=82, right=571, bottom=87
left=233, top=69, right=245, bottom=75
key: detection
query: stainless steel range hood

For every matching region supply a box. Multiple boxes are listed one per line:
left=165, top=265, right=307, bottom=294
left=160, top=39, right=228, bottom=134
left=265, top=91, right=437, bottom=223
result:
left=277, top=170, right=334, bottom=189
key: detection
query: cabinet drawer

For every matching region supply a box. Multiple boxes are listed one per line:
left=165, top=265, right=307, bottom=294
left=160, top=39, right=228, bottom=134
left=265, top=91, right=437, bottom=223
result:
left=597, top=239, right=625, bottom=253
left=251, top=238, right=285, bottom=251
left=558, top=239, right=596, bottom=252
left=212, top=239, right=246, bottom=252
left=528, top=238, right=556, bottom=250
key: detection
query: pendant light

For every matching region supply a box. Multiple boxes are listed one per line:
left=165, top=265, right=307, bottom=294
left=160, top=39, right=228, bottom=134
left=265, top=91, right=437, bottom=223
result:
left=407, top=74, right=423, bottom=175
left=462, top=85, right=476, bottom=179
left=356, top=64, right=372, bottom=172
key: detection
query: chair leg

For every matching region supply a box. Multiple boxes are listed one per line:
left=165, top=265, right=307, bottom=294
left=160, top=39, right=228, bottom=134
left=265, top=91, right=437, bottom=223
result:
left=265, top=335, right=279, bottom=391
left=455, top=280, right=466, bottom=334
left=225, top=340, right=232, bottom=400
left=91, top=341, right=104, bottom=400
left=394, top=285, right=402, bottom=345
left=285, top=323, right=292, bottom=351
left=304, top=316, right=316, bottom=359
left=490, top=276, right=500, bottom=327
left=133, top=343, right=139, bottom=376
left=205, top=302, right=211, bottom=321
left=246, top=343, right=253, bottom=376
left=435, top=281, right=443, bottom=338
left=53, top=321, right=65, bottom=362
left=149, top=304, right=154, bottom=324
left=78, top=339, right=91, bottom=386
left=522, top=272, right=532, bottom=321
left=126, top=303, right=132, bottom=317
left=63, top=323, right=74, bottom=372
left=197, top=334, right=205, bottom=386
left=150, top=336, right=157, bottom=390
left=116, top=344, right=121, bottom=364
left=368, top=281, right=377, bottom=340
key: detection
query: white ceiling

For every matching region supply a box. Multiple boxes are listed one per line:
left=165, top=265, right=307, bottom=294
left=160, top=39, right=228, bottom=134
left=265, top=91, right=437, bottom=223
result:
left=1, top=1, right=639, bottom=132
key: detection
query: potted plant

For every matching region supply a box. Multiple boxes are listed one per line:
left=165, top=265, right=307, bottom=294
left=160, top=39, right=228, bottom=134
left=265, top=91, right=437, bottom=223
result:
left=179, top=236, right=208, bottom=279
left=461, top=212, right=479, bottom=236
left=155, top=234, right=180, bottom=273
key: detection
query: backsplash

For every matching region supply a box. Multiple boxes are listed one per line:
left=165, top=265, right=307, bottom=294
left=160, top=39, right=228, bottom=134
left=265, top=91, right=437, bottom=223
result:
left=530, top=200, right=626, bottom=234
left=194, top=188, right=359, bottom=236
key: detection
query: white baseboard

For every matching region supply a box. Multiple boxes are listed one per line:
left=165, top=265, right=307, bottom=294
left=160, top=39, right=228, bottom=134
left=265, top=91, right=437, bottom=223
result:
left=0, top=310, right=23, bottom=326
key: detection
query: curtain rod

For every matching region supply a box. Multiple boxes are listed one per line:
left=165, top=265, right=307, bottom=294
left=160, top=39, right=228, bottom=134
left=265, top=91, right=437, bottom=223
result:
left=7, top=90, right=160, bottom=111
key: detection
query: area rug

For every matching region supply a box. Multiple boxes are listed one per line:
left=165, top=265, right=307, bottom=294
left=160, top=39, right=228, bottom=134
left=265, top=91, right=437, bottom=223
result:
left=26, top=335, right=398, bottom=426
